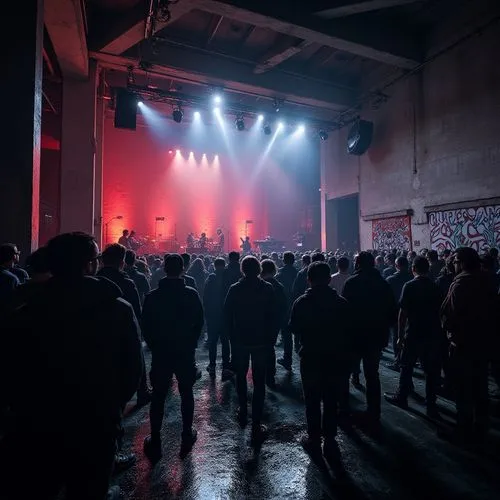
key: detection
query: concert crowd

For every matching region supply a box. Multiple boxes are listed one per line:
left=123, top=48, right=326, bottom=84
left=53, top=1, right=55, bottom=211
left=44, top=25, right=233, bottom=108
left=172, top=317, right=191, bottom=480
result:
left=0, top=234, right=499, bottom=499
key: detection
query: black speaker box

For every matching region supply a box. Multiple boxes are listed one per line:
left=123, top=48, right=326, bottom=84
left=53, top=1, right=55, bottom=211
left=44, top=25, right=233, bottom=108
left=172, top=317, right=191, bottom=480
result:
left=347, top=120, right=373, bottom=156
left=114, top=88, right=137, bottom=130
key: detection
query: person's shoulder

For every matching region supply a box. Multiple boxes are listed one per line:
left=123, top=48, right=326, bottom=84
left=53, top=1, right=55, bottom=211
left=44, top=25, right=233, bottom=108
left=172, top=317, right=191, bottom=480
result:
left=0, top=269, right=19, bottom=284
left=185, top=285, right=201, bottom=298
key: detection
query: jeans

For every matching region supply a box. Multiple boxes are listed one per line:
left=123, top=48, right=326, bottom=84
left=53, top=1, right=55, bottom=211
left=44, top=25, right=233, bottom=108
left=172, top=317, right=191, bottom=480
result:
left=207, top=324, right=231, bottom=369
left=357, top=349, right=382, bottom=418
left=232, top=343, right=272, bottom=426
left=301, top=357, right=349, bottom=442
left=450, top=346, right=489, bottom=435
left=149, top=355, right=197, bottom=437
left=398, top=337, right=440, bottom=406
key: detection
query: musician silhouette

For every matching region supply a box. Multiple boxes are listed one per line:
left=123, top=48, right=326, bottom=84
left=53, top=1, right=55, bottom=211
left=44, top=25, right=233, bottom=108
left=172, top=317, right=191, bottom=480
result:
left=240, top=236, right=251, bottom=255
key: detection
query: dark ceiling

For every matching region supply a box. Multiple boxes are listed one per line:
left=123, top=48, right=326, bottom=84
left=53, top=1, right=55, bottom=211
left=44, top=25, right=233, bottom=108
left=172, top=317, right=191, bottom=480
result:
left=85, top=0, right=461, bottom=125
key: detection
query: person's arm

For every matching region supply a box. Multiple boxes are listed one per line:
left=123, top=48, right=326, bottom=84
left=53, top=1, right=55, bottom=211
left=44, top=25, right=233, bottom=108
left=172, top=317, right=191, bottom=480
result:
left=397, top=308, right=407, bottom=346
left=190, top=290, right=205, bottom=348
left=140, top=294, right=154, bottom=349
left=223, top=286, right=235, bottom=341
left=117, top=300, right=143, bottom=406
left=128, top=282, right=142, bottom=321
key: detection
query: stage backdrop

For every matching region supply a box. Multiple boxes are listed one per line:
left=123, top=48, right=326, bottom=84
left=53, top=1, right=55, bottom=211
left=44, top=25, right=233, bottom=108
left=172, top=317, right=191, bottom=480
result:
left=372, top=216, right=412, bottom=251
left=103, top=116, right=320, bottom=251
left=429, top=205, right=500, bottom=252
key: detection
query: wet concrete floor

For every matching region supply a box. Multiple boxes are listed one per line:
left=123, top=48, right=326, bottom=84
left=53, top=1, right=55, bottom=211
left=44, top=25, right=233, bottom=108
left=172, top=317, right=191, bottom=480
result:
left=115, top=344, right=500, bottom=499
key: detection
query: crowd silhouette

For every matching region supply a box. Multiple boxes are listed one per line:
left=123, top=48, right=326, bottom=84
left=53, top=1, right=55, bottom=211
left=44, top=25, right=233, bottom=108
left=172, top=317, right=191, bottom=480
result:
left=0, top=234, right=499, bottom=499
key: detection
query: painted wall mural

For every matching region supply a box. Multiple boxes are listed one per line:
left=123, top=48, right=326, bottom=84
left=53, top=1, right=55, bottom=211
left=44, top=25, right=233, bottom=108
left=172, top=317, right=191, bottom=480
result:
left=372, top=216, right=412, bottom=251
left=429, top=205, right=500, bottom=252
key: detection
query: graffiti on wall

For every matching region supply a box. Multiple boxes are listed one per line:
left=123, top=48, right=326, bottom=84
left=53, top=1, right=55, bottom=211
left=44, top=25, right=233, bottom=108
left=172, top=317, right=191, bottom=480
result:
left=429, top=205, right=500, bottom=252
left=372, top=216, right=412, bottom=251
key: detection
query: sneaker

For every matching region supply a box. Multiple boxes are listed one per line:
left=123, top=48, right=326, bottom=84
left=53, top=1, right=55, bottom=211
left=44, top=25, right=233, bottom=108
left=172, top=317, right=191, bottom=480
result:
left=114, top=452, right=136, bottom=474
left=221, top=368, right=235, bottom=381
left=180, top=428, right=198, bottom=458
left=143, top=435, right=162, bottom=463
left=206, top=365, right=216, bottom=378
left=277, top=358, right=292, bottom=371
left=384, top=392, right=408, bottom=409
left=250, top=424, right=268, bottom=446
left=300, top=435, right=321, bottom=456
left=106, top=485, right=121, bottom=500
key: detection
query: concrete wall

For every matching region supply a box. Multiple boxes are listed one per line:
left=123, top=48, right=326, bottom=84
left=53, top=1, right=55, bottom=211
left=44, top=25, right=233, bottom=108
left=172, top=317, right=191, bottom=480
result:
left=322, top=3, right=500, bottom=250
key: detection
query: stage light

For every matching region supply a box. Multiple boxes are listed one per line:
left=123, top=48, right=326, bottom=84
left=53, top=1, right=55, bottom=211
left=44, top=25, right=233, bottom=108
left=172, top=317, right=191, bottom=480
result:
left=235, top=115, right=245, bottom=131
left=263, top=124, right=272, bottom=135
left=319, top=129, right=329, bottom=141
left=278, top=121, right=284, bottom=130
left=176, top=149, right=181, bottom=154
left=213, top=106, right=220, bottom=114
left=168, top=149, right=173, bottom=154
left=297, top=124, right=305, bottom=133
left=257, top=114, right=264, bottom=121
left=189, top=151, right=194, bottom=156
left=137, top=101, right=143, bottom=107
left=172, top=107, right=183, bottom=123
left=194, top=111, right=201, bottom=119
left=213, top=94, right=222, bottom=104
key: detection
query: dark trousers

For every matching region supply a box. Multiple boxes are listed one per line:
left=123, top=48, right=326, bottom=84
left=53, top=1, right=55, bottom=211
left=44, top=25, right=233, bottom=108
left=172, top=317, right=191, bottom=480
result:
left=301, top=358, right=348, bottom=442
left=0, top=426, right=116, bottom=500
left=356, top=349, right=382, bottom=418
left=398, top=337, right=440, bottom=406
left=450, top=347, right=489, bottom=434
left=282, top=326, right=294, bottom=364
left=149, top=356, right=197, bottom=438
left=390, top=326, right=400, bottom=363
left=207, top=324, right=231, bottom=369
left=232, top=344, right=271, bottom=426
left=138, top=347, right=149, bottom=398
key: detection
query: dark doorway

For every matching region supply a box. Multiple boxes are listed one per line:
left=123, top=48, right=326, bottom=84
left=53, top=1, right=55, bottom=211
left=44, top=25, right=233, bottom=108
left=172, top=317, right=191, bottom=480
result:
left=326, top=194, right=359, bottom=252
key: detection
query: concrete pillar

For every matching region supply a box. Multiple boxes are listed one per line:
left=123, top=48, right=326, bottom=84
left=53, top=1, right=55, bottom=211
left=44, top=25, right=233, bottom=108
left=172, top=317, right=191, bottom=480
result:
left=1, top=0, right=43, bottom=254
left=60, top=61, right=98, bottom=235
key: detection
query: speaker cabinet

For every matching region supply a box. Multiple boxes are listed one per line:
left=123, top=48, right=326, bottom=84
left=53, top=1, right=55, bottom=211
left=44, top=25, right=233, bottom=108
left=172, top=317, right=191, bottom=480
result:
left=347, top=120, right=373, bottom=156
left=114, top=88, right=137, bottom=130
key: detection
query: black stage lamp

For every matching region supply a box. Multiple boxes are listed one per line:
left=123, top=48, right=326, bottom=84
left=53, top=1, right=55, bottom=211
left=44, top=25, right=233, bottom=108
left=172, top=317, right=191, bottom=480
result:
left=172, top=107, right=183, bottom=123
left=263, top=123, right=272, bottom=135
left=235, top=115, right=245, bottom=131
left=319, top=129, right=329, bottom=141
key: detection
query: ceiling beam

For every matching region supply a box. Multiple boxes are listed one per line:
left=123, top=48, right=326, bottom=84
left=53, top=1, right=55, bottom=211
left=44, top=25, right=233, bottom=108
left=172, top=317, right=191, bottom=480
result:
left=44, top=0, right=88, bottom=78
left=91, top=47, right=355, bottom=111
left=255, top=40, right=313, bottom=74
left=96, top=0, right=194, bottom=55
left=314, top=0, right=422, bottom=19
left=206, top=15, right=224, bottom=46
left=195, top=0, right=421, bottom=68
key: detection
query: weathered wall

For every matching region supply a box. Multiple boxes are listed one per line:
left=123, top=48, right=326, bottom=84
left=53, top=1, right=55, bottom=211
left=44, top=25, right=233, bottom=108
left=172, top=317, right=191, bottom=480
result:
left=322, top=2, right=500, bottom=251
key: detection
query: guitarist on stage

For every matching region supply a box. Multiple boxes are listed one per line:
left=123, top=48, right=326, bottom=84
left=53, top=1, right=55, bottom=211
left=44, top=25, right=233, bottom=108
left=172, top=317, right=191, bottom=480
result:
left=240, top=236, right=251, bottom=255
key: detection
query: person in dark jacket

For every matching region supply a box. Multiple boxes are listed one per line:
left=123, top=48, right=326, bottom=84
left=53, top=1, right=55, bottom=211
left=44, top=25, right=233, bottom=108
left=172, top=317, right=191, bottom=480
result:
left=261, top=259, right=288, bottom=388
left=0, top=232, right=142, bottom=500
left=0, top=243, right=20, bottom=312
left=222, top=251, right=242, bottom=297
left=224, top=256, right=277, bottom=444
left=142, top=254, right=204, bottom=462
left=384, top=256, right=443, bottom=418
left=342, top=251, right=398, bottom=423
left=181, top=253, right=198, bottom=290
left=97, top=244, right=151, bottom=411
left=440, top=247, right=499, bottom=444
left=290, top=262, right=353, bottom=462
left=204, top=257, right=233, bottom=380
left=382, top=253, right=397, bottom=279
left=291, top=254, right=311, bottom=303
left=386, top=256, right=413, bottom=368
left=124, top=250, right=151, bottom=305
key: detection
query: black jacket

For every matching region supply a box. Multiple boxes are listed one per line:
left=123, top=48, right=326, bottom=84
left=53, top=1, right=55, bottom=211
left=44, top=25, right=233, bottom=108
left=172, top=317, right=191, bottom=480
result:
left=2, top=276, right=142, bottom=431
left=97, top=266, right=142, bottom=320
left=386, top=270, right=413, bottom=303
left=125, top=265, right=151, bottom=304
left=203, top=270, right=225, bottom=329
left=222, top=262, right=242, bottom=298
left=276, top=264, right=298, bottom=306
left=342, top=268, right=398, bottom=350
left=141, top=278, right=204, bottom=360
left=224, top=277, right=276, bottom=347
left=264, top=276, right=288, bottom=335
left=292, top=267, right=309, bottom=301
left=290, top=285, right=353, bottom=372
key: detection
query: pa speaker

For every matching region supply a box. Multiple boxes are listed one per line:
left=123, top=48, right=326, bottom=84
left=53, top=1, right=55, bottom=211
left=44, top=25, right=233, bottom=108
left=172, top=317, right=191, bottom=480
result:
left=114, top=88, right=137, bottom=130
left=347, top=120, right=373, bottom=156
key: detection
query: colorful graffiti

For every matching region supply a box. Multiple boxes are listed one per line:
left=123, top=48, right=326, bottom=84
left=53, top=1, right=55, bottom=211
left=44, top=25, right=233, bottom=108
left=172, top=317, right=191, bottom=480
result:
left=372, top=216, right=412, bottom=251
left=429, top=205, right=500, bottom=252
